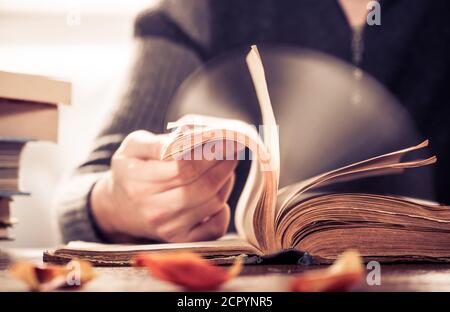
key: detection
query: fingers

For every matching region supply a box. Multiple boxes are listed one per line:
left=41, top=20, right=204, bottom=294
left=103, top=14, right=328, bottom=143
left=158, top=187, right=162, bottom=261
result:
left=184, top=204, right=231, bottom=242
left=165, top=173, right=235, bottom=233
left=149, top=204, right=230, bottom=243
left=120, top=131, right=242, bottom=162
left=140, top=171, right=235, bottom=243
left=118, top=130, right=167, bottom=160
left=116, top=135, right=226, bottom=185
left=117, top=132, right=244, bottom=186
left=149, top=159, right=238, bottom=211
left=127, top=158, right=222, bottom=185
left=113, top=157, right=234, bottom=194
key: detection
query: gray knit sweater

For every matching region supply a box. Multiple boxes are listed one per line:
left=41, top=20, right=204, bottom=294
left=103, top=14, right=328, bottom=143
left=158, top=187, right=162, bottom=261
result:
left=57, top=0, right=450, bottom=243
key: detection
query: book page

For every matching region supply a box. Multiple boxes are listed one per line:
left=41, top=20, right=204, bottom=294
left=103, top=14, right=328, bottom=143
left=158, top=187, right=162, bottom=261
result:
left=244, top=46, right=280, bottom=252
left=44, top=235, right=262, bottom=266
left=245, top=46, right=280, bottom=182
left=276, top=140, right=437, bottom=219
left=60, top=235, right=260, bottom=255
left=275, top=192, right=450, bottom=263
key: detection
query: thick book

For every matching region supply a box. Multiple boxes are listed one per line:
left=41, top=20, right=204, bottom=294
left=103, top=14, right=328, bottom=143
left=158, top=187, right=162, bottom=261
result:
left=0, top=70, right=71, bottom=142
left=0, top=70, right=71, bottom=105
left=0, top=99, right=59, bottom=142
left=0, top=197, right=15, bottom=240
left=0, top=138, right=30, bottom=195
left=44, top=46, right=450, bottom=266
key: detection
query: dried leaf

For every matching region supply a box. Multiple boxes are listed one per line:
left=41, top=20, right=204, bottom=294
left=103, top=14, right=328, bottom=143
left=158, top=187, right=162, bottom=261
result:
left=290, top=250, right=364, bottom=292
left=134, top=252, right=243, bottom=290
left=9, top=260, right=95, bottom=291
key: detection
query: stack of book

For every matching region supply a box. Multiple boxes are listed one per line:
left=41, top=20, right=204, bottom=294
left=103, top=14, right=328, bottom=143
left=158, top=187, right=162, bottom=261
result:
left=0, top=70, right=71, bottom=241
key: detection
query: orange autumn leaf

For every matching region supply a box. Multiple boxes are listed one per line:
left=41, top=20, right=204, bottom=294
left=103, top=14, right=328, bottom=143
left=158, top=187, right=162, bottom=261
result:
left=9, top=260, right=95, bottom=291
left=134, top=252, right=243, bottom=290
left=290, top=250, right=364, bottom=292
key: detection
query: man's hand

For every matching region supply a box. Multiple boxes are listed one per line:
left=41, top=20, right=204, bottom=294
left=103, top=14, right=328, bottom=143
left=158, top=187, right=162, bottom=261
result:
left=91, top=130, right=238, bottom=243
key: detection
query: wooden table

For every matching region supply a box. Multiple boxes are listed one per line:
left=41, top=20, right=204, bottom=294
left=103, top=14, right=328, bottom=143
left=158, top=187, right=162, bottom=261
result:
left=2, top=248, right=450, bottom=292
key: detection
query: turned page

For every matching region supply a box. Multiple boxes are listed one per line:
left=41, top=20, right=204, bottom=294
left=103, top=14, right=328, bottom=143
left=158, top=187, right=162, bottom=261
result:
left=241, top=45, right=280, bottom=252
left=161, top=46, right=281, bottom=252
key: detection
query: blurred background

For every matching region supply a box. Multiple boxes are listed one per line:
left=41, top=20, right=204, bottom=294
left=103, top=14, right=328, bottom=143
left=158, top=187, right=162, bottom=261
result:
left=0, top=0, right=156, bottom=247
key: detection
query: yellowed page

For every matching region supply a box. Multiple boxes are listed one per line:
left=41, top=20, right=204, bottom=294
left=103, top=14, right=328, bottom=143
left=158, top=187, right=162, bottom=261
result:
left=62, top=235, right=260, bottom=256
left=245, top=46, right=280, bottom=182
left=276, top=140, right=437, bottom=222
left=244, top=45, right=280, bottom=252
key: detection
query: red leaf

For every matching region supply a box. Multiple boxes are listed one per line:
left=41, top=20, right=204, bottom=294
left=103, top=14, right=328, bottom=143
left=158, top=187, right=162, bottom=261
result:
left=9, top=260, right=95, bottom=291
left=290, top=250, right=364, bottom=292
left=134, top=252, right=243, bottom=290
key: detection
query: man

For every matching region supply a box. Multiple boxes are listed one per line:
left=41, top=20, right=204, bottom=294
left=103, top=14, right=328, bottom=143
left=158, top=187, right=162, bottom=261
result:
left=58, top=0, right=450, bottom=243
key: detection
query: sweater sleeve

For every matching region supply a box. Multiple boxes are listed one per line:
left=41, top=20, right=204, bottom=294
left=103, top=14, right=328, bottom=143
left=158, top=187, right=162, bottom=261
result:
left=57, top=36, right=202, bottom=243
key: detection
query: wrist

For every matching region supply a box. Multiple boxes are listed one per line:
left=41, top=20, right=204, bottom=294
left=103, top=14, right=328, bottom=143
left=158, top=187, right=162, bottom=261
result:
left=90, top=171, right=117, bottom=238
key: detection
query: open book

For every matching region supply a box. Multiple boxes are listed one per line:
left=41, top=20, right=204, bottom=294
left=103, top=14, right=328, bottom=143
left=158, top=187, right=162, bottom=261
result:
left=44, top=46, right=450, bottom=265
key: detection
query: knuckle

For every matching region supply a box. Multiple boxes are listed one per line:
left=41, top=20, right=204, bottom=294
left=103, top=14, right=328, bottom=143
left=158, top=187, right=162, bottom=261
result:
left=212, top=208, right=229, bottom=237
left=199, top=216, right=227, bottom=241
left=122, top=182, right=138, bottom=199
left=172, top=188, right=191, bottom=212
left=209, top=224, right=226, bottom=240
left=127, top=130, right=151, bottom=142
left=145, top=208, right=172, bottom=227
left=120, top=132, right=139, bottom=151
left=216, top=189, right=228, bottom=205
left=121, top=130, right=157, bottom=153
left=111, top=153, right=125, bottom=170
left=209, top=195, right=226, bottom=213
left=177, top=161, right=198, bottom=181
left=204, top=171, right=221, bottom=190
left=145, top=212, right=159, bottom=225
left=111, top=157, right=131, bottom=182
left=126, top=185, right=150, bottom=205
left=156, top=225, right=179, bottom=242
left=173, top=163, right=185, bottom=180
left=193, top=177, right=215, bottom=200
